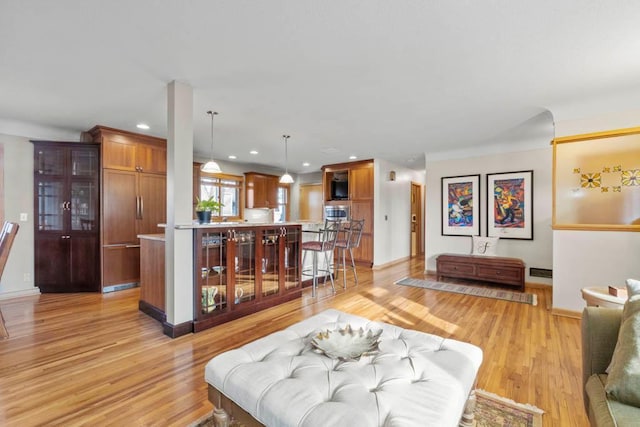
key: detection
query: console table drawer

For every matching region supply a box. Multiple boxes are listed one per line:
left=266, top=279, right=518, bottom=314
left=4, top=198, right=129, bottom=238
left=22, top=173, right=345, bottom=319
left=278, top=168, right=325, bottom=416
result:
left=476, top=266, right=521, bottom=284
left=439, top=262, right=475, bottom=276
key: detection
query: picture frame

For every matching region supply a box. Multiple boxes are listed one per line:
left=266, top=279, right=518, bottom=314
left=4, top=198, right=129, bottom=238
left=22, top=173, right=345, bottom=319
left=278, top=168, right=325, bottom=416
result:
left=486, top=170, right=534, bottom=240
left=441, top=174, right=481, bottom=236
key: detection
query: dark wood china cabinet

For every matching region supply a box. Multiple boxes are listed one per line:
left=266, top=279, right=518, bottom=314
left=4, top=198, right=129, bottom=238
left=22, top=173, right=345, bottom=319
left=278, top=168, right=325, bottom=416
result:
left=32, top=141, right=101, bottom=292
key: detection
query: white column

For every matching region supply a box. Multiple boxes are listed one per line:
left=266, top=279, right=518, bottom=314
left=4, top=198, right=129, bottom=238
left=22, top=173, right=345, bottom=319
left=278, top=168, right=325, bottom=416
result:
left=165, top=80, right=194, bottom=329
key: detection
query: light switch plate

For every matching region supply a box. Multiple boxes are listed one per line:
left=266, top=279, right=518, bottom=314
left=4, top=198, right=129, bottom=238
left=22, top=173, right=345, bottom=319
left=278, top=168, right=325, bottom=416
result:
left=20, top=213, right=28, bottom=221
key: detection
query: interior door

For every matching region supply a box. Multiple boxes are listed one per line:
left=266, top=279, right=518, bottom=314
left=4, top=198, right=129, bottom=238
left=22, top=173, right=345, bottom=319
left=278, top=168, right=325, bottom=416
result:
left=299, top=184, right=323, bottom=221
left=411, top=182, right=424, bottom=256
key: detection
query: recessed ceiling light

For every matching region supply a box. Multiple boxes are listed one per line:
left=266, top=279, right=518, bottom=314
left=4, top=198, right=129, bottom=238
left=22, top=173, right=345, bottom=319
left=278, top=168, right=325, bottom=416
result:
left=349, top=155, right=357, bottom=160
left=136, top=123, right=150, bottom=130
left=250, top=150, right=258, bottom=155
left=228, top=155, right=237, bottom=160
left=302, top=162, right=310, bottom=167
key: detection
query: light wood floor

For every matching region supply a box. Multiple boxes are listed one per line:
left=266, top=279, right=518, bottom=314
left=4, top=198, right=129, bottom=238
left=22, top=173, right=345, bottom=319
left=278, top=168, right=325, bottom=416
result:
left=0, top=258, right=587, bottom=426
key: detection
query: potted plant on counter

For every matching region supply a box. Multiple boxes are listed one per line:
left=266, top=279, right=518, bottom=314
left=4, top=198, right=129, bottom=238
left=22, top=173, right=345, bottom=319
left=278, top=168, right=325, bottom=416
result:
left=195, top=197, right=223, bottom=224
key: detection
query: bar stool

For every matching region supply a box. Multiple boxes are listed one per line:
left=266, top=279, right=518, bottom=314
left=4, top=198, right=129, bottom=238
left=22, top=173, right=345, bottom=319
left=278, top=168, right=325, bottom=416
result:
left=301, top=219, right=340, bottom=297
left=335, top=219, right=364, bottom=289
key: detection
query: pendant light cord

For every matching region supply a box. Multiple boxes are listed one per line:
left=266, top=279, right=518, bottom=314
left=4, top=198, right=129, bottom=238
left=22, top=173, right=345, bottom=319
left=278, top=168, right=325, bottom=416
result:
left=283, top=134, right=290, bottom=174
left=207, top=110, right=218, bottom=161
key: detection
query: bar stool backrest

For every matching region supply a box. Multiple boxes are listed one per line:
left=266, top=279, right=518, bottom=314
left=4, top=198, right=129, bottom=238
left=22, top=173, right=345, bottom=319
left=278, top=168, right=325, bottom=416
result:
left=320, top=219, right=341, bottom=251
left=347, top=219, right=364, bottom=249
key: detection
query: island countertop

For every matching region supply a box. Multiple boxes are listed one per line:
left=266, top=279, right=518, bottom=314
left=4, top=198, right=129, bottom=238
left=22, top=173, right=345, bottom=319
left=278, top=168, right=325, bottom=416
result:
left=159, top=220, right=321, bottom=229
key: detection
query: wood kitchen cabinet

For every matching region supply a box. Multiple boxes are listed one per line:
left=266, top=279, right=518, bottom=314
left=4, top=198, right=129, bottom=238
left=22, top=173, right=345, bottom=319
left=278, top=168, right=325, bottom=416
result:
left=194, top=225, right=301, bottom=332
left=322, top=160, right=374, bottom=266
left=89, top=126, right=166, bottom=290
left=32, top=141, right=101, bottom=292
left=244, top=172, right=279, bottom=208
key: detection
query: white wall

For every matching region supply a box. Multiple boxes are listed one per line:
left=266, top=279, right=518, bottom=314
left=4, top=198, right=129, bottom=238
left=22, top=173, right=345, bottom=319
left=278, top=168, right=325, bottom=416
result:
left=0, top=133, right=38, bottom=298
left=552, top=110, right=640, bottom=311
left=373, top=159, right=424, bottom=267
left=424, top=147, right=553, bottom=285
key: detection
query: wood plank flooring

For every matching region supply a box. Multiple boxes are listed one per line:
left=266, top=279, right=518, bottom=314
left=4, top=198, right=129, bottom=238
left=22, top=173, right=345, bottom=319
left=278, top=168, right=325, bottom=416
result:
left=0, top=258, right=588, bottom=426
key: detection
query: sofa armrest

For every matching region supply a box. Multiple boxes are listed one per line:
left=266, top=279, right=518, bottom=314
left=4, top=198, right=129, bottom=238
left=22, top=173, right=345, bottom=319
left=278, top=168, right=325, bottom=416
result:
left=582, top=307, right=622, bottom=405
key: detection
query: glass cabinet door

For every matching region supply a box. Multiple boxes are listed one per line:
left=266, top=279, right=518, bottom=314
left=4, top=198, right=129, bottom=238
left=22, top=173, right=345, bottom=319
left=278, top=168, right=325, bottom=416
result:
left=36, top=180, right=65, bottom=231
left=35, top=147, right=65, bottom=176
left=260, top=229, right=281, bottom=297
left=284, top=227, right=300, bottom=290
left=199, top=231, right=228, bottom=315
left=233, top=230, right=255, bottom=306
left=70, top=181, right=98, bottom=231
left=71, top=148, right=99, bottom=177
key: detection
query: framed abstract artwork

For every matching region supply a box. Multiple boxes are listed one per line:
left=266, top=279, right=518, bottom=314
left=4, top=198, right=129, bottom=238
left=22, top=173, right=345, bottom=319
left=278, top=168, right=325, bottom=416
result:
left=441, top=174, right=480, bottom=236
left=486, top=170, right=534, bottom=240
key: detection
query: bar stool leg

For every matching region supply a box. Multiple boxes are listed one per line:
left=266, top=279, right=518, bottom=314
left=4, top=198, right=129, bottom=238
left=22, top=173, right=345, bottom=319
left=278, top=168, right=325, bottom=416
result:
left=323, top=250, right=336, bottom=294
left=341, top=247, right=347, bottom=289
left=311, top=250, right=318, bottom=297
left=349, top=247, right=358, bottom=285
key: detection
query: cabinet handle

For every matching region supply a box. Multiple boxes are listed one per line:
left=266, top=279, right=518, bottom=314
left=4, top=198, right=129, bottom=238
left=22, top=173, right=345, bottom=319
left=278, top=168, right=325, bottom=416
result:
left=139, top=196, right=144, bottom=219
left=125, top=244, right=141, bottom=248
left=135, top=196, right=141, bottom=219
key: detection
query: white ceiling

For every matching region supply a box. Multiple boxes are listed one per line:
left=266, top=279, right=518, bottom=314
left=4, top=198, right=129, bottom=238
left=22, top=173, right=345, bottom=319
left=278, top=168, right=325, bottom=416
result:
left=2, top=1, right=640, bottom=173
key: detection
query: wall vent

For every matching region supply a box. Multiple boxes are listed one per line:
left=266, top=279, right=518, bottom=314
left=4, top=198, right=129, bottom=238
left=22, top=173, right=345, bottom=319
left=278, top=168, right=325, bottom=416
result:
left=530, top=268, right=552, bottom=278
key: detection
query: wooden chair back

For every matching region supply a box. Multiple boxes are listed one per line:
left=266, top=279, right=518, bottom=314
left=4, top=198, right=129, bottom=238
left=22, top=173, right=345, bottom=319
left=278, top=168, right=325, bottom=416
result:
left=0, top=221, right=19, bottom=280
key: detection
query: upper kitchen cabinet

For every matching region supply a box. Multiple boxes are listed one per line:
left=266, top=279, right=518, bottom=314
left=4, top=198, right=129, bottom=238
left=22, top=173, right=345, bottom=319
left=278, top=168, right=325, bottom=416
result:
left=92, top=126, right=167, bottom=174
left=245, top=172, right=279, bottom=209
left=88, top=126, right=167, bottom=290
left=32, top=141, right=101, bottom=292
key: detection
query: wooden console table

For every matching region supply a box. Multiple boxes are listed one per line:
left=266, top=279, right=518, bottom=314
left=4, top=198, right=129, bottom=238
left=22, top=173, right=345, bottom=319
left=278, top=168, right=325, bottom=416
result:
left=436, top=253, right=525, bottom=291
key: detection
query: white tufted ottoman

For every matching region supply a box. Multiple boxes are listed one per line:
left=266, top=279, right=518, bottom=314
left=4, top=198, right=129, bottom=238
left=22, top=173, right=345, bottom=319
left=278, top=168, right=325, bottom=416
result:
left=204, top=309, right=482, bottom=427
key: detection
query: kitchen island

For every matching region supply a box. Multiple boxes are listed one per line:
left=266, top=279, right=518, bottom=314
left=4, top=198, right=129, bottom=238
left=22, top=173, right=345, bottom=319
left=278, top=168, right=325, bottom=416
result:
left=139, top=222, right=307, bottom=333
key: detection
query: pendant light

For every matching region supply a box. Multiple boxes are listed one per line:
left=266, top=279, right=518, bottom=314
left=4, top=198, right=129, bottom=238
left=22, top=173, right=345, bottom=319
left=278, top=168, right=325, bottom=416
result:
left=279, top=134, right=294, bottom=184
left=201, top=110, right=221, bottom=174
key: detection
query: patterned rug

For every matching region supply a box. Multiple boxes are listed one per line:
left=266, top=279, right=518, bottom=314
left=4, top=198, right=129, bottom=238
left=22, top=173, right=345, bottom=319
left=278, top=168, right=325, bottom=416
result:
left=475, top=389, right=544, bottom=427
left=395, top=277, right=537, bottom=306
left=191, top=389, right=544, bottom=426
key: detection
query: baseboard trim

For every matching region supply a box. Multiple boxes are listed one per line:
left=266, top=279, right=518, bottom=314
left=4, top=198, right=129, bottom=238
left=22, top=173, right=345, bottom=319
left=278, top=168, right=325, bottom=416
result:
left=139, top=300, right=166, bottom=323
left=103, top=282, right=139, bottom=293
left=551, top=307, right=582, bottom=319
left=372, top=256, right=411, bottom=271
left=162, top=320, right=193, bottom=338
left=525, top=281, right=552, bottom=289
left=0, top=287, right=41, bottom=300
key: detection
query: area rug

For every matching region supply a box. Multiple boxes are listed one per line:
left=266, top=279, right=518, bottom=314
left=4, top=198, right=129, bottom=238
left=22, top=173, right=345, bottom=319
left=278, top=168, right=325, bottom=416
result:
left=190, top=389, right=544, bottom=426
left=395, top=277, right=537, bottom=306
left=475, top=389, right=544, bottom=427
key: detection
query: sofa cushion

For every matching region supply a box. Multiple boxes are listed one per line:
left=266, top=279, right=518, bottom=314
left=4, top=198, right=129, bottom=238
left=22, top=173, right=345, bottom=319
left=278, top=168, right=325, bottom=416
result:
left=605, top=297, right=640, bottom=407
left=586, top=374, right=616, bottom=427
left=626, top=278, right=640, bottom=298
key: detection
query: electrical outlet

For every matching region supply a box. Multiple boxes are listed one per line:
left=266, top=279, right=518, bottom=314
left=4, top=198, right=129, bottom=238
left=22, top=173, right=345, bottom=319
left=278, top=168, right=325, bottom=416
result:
left=20, top=213, right=28, bottom=222
left=23, top=273, right=31, bottom=282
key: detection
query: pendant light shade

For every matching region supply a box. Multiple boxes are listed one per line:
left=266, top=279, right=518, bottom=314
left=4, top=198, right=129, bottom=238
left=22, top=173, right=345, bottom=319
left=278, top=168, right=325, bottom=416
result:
left=279, top=134, right=294, bottom=184
left=201, top=111, right=221, bottom=174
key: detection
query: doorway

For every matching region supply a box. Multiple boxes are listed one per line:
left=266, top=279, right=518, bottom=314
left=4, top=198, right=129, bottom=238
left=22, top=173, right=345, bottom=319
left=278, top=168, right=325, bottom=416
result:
left=410, top=182, right=424, bottom=256
left=299, top=183, right=323, bottom=221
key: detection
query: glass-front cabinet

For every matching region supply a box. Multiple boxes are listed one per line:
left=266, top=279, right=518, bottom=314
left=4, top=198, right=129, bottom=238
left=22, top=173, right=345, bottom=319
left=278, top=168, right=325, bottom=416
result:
left=32, top=141, right=101, bottom=292
left=194, top=225, right=301, bottom=332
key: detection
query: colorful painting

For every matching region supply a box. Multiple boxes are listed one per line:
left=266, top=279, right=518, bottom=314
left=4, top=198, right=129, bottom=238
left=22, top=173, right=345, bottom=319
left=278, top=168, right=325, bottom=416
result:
left=492, top=178, right=525, bottom=228
left=441, top=175, right=480, bottom=236
left=487, top=171, right=533, bottom=240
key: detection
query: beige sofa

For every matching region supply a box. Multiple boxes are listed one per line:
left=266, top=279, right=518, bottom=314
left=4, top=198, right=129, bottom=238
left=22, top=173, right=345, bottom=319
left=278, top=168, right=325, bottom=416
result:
left=582, top=307, right=640, bottom=426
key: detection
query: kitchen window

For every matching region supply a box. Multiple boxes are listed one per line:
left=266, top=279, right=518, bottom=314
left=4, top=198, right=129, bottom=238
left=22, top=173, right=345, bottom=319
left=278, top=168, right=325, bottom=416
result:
left=199, top=172, right=243, bottom=221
